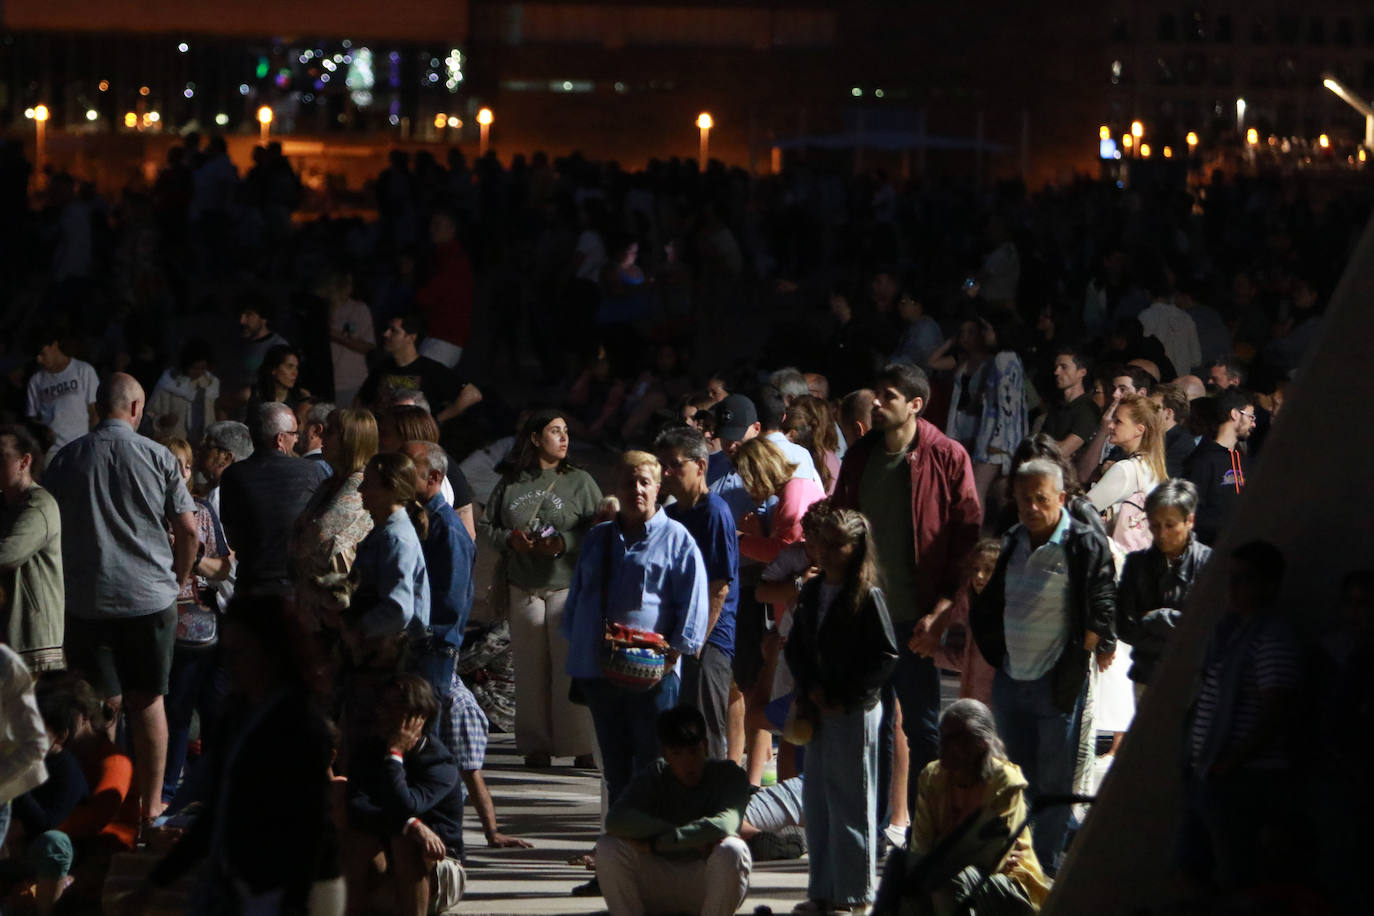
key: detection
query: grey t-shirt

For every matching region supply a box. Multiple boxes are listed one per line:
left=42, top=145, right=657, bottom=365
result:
left=45, top=419, right=196, bottom=619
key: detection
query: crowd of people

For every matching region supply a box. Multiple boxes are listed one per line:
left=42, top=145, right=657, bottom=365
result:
left=0, top=134, right=1369, bottom=916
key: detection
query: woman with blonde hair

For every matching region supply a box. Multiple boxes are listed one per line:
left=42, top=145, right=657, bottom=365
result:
left=1086, top=393, right=1166, bottom=550
left=732, top=437, right=825, bottom=565
left=291, top=408, right=378, bottom=626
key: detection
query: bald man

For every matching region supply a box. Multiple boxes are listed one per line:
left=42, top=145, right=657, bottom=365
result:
left=1175, top=374, right=1206, bottom=401
left=45, top=372, right=198, bottom=826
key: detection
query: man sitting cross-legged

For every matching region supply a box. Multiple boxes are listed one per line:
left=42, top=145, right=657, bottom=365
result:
left=596, top=706, right=753, bottom=916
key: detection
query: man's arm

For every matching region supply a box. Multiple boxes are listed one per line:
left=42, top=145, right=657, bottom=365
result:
left=435, top=383, right=483, bottom=424
left=459, top=769, right=534, bottom=848
left=669, top=541, right=710, bottom=658
left=650, top=765, right=750, bottom=854
left=171, top=511, right=198, bottom=588
left=701, top=579, right=729, bottom=649
left=1080, top=533, right=1118, bottom=667
left=1051, top=433, right=1085, bottom=459
left=371, top=750, right=460, bottom=826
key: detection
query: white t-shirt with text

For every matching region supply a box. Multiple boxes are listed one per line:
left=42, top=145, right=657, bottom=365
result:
left=27, top=358, right=99, bottom=453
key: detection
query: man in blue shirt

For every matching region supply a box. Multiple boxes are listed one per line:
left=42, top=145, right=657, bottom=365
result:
left=562, top=451, right=709, bottom=806
left=402, top=440, right=475, bottom=743
left=656, top=427, right=739, bottom=760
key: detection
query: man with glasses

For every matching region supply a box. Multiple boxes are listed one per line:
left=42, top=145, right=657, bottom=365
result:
left=1184, top=389, right=1255, bottom=546
left=219, top=401, right=330, bottom=596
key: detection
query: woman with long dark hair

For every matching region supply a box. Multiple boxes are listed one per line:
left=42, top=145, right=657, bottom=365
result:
left=478, top=410, right=602, bottom=768
left=251, top=344, right=312, bottom=410
left=785, top=507, right=899, bottom=912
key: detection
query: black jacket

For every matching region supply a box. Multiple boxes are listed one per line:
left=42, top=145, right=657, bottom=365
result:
left=348, top=735, right=465, bottom=859
left=220, top=450, right=331, bottom=594
left=1164, top=426, right=1196, bottom=479
left=970, top=515, right=1117, bottom=713
left=784, top=581, right=898, bottom=712
left=1183, top=440, right=1245, bottom=546
left=1116, top=537, right=1211, bottom=684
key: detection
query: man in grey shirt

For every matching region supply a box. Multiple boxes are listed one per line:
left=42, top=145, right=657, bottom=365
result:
left=45, top=372, right=198, bottom=826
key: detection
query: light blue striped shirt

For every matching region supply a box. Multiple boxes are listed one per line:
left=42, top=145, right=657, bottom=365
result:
left=1002, top=509, right=1072, bottom=680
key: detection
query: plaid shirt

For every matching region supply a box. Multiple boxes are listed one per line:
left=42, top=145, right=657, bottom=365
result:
left=441, top=669, right=489, bottom=772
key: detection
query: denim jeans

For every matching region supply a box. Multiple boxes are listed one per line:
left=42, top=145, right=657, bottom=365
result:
left=878, top=645, right=942, bottom=824
left=163, top=646, right=230, bottom=804
left=579, top=673, right=680, bottom=806
left=991, top=668, right=1086, bottom=870
left=804, top=703, right=882, bottom=906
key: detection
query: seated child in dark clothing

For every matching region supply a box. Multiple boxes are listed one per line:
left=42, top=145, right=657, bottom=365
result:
left=2, top=684, right=91, bottom=915
left=346, top=673, right=466, bottom=916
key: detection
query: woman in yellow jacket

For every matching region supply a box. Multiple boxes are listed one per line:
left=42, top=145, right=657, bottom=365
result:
left=905, top=698, right=1052, bottom=914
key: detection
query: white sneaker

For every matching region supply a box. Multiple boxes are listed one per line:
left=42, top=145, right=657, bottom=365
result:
left=884, top=822, right=908, bottom=849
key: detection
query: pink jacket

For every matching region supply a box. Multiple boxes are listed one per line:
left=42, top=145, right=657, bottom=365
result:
left=739, top=476, right=826, bottom=564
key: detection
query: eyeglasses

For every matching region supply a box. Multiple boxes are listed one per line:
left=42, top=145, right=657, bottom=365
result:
left=1237, top=411, right=1255, bottom=421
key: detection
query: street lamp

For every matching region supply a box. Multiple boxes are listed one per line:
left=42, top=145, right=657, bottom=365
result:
left=477, top=107, right=493, bottom=157
left=1099, top=125, right=1111, bottom=140
left=1319, top=133, right=1331, bottom=149
left=257, top=106, right=273, bottom=144
left=1130, top=120, right=1144, bottom=139
left=1322, top=74, right=1374, bottom=150
left=1186, top=131, right=1199, bottom=152
left=1139, top=142, right=1151, bottom=158
left=696, top=112, right=713, bottom=169
left=32, top=104, right=49, bottom=177
left=1246, top=127, right=1259, bottom=146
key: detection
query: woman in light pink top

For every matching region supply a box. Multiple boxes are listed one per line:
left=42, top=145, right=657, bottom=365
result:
left=732, top=438, right=826, bottom=563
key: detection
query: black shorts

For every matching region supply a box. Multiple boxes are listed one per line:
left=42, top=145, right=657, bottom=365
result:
left=65, top=604, right=178, bottom=698
left=731, top=590, right=767, bottom=691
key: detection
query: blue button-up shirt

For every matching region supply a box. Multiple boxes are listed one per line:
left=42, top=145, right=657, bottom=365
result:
left=1002, top=508, right=1072, bottom=681
left=561, top=509, right=709, bottom=679
left=354, top=508, right=430, bottom=639
left=421, top=492, right=475, bottom=646
left=45, top=419, right=196, bottom=618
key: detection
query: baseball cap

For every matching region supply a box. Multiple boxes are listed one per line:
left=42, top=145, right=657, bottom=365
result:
left=714, top=394, right=758, bottom=441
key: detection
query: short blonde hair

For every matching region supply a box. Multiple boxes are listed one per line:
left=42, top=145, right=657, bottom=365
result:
left=619, top=450, right=662, bottom=484
left=733, top=438, right=797, bottom=500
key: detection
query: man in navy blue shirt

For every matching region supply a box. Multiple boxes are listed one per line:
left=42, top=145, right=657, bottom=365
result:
left=403, top=440, right=477, bottom=736
left=656, top=427, right=739, bottom=760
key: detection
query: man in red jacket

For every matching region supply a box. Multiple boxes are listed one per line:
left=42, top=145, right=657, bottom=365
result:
left=831, top=363, right=982, bottom=824
left=416, top=206, right=474, bottom=369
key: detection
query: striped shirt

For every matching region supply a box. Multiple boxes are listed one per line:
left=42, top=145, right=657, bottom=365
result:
left=1002, top=511, right=1072, bottom=681
left=1189, top=614, right=1300, bottom=770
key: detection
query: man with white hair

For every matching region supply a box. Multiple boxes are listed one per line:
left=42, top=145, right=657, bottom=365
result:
left=45, top=372, right=199, bottom=826
left=218, top=401, right=330, bottom=596
left=970, top=458, right=1117, bottom=871
left=768, top=367, right=809, bottom=406
left=295, top=399, right=335, bottom=463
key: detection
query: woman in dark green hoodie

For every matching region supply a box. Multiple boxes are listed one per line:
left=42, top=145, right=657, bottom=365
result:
left=480, top=410, right=603, bottom=768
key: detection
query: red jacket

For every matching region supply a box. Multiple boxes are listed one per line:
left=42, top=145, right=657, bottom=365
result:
left=416, top=240, right=474, bottom=346
left=832, top=418, right=982, bottom=617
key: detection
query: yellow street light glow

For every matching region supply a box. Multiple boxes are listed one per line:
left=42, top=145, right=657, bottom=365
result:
left=257, top=106, right=273, bottom=125
left=1121, top=134, right=1133, bottom=149
left=1139, top=143, right=1151, bottom=158
left=98, top=80, right=109, bottom=92
left=1163, top=145, right=1173, bottom=158
left=476, top=107, right=493, bottom=126
left=1361, top=148, right=1368, bottom=162
left=697, top=112, right=714, bottom=130
left=124, top=112, right=137, bottom=128
left=33, top=105, right=49, bottom=122
left=1246, top=127, right=1259, bottom=145
left=434, top=113, right=447, bottom=129
left=1318, top=133, right=1330, bottom=148
left=1099, top=125, right=1110, bottom=140
left=1130, top=120, right=1144, bottom=138
left=1186, top=131, right=1199, bottom=148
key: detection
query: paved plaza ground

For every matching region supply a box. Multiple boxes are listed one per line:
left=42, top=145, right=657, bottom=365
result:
left=460, top=731, right=810, bottom=915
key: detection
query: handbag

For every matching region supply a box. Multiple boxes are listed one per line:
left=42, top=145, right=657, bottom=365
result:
left=175, top=595, right=218, bottom=650
left=596, top=534, right=669, bottom=692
